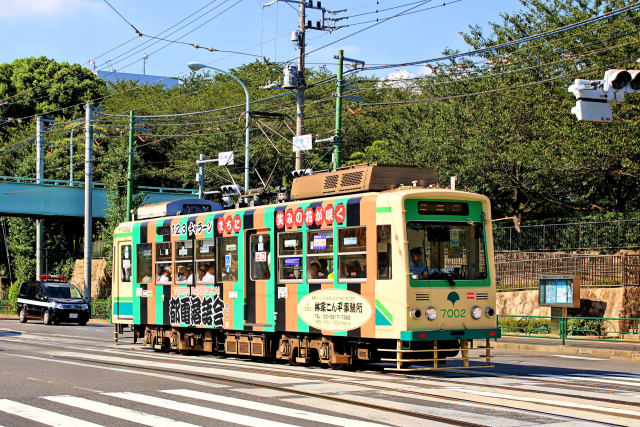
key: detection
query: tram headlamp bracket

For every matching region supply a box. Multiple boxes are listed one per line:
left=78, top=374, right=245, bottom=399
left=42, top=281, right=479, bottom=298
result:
left=488, top=216, right=521, bottom=232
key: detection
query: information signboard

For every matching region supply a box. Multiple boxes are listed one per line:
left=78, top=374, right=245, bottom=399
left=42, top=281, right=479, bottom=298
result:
left=538, top=275, right=581, bottom=308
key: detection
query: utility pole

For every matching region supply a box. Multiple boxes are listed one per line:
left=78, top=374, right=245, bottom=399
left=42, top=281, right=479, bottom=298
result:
left=126, top=110, right=134, bottom=221
left=262, top=0, right=338, bottom=171
left=333, top=50, right=364, bottom=170
left=84, top=103, right=93, bottom=303
left=197, top=153, right=205, bottom=199
left=295, top=1, right=306, bottom=171
left=35, top=116, right=44, bottom=279
left=333, top=51, right=343, bottom=170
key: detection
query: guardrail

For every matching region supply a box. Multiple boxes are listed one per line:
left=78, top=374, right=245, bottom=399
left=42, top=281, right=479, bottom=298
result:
left=0, top=175, right=197, bottom=194
left=498, top=314, right=640, bottom=344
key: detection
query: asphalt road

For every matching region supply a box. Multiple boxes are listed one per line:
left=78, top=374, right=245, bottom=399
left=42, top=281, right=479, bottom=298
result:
left=1, top=318, right=640, bottom=426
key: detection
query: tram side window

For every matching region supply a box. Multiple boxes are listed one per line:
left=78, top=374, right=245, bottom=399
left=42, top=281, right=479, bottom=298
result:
left=216, top=237, right=238, bottom=282
left=307, top=230, right=333, bottom=282
left=250, top=233, right=271, bottom=280
left=338, top=227, right=367, bottom=281
left=278, top=232, right=303, bottom=282
left=174, top=241, right=193, bottom=284
left=136, top=244, right=152, bottom=283
left=377, top=225, right=391, bottom=280
left=196, top=239, right=216, bottom=283
left=155, top=242, right=172, bottom=283
left=121, top=245, right=132, bottom=282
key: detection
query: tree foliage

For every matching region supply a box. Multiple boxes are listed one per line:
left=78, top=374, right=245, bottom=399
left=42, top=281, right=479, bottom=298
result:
left=1, top=0, right=640, bottom=285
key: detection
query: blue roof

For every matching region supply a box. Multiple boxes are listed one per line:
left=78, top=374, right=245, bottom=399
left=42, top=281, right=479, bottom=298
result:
left=97, top=71, right=180, bottom=88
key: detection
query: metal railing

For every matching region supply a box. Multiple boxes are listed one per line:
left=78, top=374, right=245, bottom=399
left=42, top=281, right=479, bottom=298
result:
left=498, top=314, right=640, bottom=344
left=494, top=219, right=640, bottom=252
left=0, top=175, right=197, bottom=194
left=496, top=253, right=640, bottom=292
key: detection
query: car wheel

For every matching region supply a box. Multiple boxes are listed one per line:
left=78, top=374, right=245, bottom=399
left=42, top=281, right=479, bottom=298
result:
left=43, top=310, right=52, bottom=325
left=53, top=319, right=60, bottom=325
left=78, top=320, right=87, bottom=326
left=18, top=309, right=27, bottom=323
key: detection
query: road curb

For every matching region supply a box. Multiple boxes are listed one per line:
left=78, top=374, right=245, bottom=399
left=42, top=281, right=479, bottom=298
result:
left=1, top=314, right=111, bottom=325
left=495, top=341, right=640, bottom=361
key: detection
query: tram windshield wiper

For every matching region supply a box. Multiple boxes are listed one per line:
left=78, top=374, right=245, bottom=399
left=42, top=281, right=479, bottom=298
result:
left=441, top=269, right=456, bottom=286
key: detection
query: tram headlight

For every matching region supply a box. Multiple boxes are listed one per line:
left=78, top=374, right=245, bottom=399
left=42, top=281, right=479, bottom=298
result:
left=410, top=308, right=422, bottom=319
left=425, top=306, right=437, bottom=321
left=471, top=306, right=482, bottom=319
left=485, top=306, right=495, bottom=318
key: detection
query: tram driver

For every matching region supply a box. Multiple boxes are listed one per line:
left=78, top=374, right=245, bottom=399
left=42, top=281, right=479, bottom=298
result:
left=409, top=247, right=429, bottom=279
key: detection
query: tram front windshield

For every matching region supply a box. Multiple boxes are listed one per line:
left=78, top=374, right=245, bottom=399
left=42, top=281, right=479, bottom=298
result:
left=407, top=222, right=487, bottom=281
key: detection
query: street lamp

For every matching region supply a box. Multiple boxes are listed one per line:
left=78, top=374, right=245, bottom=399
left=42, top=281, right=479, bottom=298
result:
left=187, top=62, right=250, bottom=200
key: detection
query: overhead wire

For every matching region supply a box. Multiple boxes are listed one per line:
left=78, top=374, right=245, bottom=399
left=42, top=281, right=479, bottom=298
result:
left=360, top=1, right=640, bottom=72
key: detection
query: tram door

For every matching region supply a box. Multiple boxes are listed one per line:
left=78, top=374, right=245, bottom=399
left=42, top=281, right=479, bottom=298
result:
left=244, top=229, right=271, bottom=329
left=115, top=241, right=132, bottom=318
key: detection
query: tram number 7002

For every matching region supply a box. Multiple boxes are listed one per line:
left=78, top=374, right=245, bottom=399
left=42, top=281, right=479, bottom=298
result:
left=441, top=308, right=466, bottom=318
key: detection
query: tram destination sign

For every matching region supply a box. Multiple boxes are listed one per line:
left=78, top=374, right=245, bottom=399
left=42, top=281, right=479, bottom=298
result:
left=538, top=275, right=581, bottom=308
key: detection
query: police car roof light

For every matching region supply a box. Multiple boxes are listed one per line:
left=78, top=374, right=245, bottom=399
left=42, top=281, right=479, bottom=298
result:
left=39, top=274, right=66, bottom=281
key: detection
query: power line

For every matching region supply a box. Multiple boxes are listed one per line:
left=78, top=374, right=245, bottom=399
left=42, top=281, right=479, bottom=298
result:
left=361, top=1, right=640, bottom=72
left=103, top=0, right=143, bottom=36
left=361, top=56, right=640, bottom=109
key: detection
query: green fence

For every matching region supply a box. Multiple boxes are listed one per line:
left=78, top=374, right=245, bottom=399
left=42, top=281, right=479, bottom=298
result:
left=498, top=314, right=640, bottom=344
left=494, top=219, right=640, bottom=252
left=0, top=299, right=14, bottom=314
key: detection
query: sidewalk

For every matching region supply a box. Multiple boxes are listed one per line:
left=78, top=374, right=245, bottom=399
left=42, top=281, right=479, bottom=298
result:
left=496, top=335, right=640, bottom=361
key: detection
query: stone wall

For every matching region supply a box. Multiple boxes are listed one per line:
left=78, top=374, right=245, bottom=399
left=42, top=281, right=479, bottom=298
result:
left=69, top=259, right=110, bottom=300
left=498, top=286, right=639, bottom=333
left=498, top=287, right=627, bottom=318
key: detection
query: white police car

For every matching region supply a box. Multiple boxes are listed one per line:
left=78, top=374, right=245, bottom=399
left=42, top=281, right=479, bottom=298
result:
left=17, top=275, right=90, bottom=325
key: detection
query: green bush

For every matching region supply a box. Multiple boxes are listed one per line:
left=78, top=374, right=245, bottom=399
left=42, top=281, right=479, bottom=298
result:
left=90, top=299, right=112, bottom=320
left=7, top=282, right=19, bottom=311
left=567, top=318, right=603, bottom=336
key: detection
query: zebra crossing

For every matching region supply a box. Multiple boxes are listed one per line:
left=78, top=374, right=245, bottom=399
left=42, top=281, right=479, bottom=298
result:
left=2, top=327, right=640, bottom=426
left=0, top=388, right=390, bottom=427
left=3, top=374, right=634, bottom=427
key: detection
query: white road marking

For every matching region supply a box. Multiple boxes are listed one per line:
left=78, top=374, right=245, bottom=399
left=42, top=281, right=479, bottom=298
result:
left=450, top=389, right=640, bottom=417
left=163, top=388, right=387, bottom=427
left=11, top=353, right=227, bottom=389
left=530, top=373, right=640, bottom=388
left=51, top=351, right=308, bottom=384
left=564, top=374, right=640, bottom=387
left=552, top=355, right=609, bottom=361
left=105, top=392, right=298, bottom=427
left=44, top=395, right=195, bottom=427
left=0, top=399, right=103, bottom=427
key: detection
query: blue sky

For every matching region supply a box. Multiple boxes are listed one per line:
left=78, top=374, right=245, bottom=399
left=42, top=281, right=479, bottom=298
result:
left=0, top=0, right=523, bottom=80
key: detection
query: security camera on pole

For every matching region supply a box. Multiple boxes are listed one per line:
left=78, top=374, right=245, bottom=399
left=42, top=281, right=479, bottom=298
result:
left=568, top=68, right=640, bottom=123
